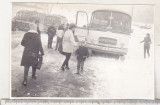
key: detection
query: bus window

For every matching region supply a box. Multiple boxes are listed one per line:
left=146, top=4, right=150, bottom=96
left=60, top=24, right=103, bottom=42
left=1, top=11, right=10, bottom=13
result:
left=90, top=10, right=131, bottom=34
left=90, top=11, right=110, bottom=29
left=111, top=12, right=131, bottom=34
left=16, top=12, right=20, bottom=19
left=54, top=17, right=61, bottom=26
left=24, top=13, right=28, bottom=21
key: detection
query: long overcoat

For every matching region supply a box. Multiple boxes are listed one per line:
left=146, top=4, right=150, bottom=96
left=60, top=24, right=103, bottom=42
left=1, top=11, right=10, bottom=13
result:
left=47, top=26, right=56, bottom=37
left=62, top=30, right=76, bottom=53
left=21, top=30, right=44, bottom=66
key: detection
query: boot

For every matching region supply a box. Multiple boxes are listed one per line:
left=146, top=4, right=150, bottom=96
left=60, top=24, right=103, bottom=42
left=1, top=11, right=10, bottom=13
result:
left=32, top=66, right=37, bottom=79
left=65, top=66, right=70, bottom=70
left=23, top=66, right=29, bottom=85
left=60, top=66, right=65, bottom=71
left=75, top=69, right=80, bottom=74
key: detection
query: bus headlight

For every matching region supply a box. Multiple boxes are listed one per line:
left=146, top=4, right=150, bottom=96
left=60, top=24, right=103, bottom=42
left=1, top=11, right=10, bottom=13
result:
left=120, top=43, right=125, bottom=48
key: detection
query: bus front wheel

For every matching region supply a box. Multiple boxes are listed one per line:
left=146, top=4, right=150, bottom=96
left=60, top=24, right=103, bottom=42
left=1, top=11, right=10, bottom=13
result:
left=88, top=49, right=93, bottom=56
left=119, top=55, right=125, bottom=61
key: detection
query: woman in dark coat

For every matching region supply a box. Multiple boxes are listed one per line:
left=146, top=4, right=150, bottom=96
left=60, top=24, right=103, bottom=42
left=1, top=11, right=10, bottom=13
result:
left=21, top=23, right=44, bottom=85
left=140, top=33, right=152, bottom=58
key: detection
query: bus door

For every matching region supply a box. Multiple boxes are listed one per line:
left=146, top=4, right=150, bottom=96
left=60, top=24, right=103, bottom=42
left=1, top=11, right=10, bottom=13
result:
left=74, top=11, right=89, bottom=42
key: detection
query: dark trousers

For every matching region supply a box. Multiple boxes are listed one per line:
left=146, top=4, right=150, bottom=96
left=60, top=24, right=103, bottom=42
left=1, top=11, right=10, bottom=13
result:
left=62, top=53, right=71, bottom=68
left=77, top=59, right=84, bottom=73
left=144, top=46, right=150, bottom=58
left=23, top=65, right=36, bottom=82
left=55, top=37, right=62, bottom=50
left=48, top=35, right=54, bottom=48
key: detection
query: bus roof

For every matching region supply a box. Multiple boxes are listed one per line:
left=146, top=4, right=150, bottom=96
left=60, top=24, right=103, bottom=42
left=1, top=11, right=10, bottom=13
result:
left=93, top=9, right=132, bottom=18
left=17, top=10, right=39, bottom=14
left=45, top=14, right=67, bottom=19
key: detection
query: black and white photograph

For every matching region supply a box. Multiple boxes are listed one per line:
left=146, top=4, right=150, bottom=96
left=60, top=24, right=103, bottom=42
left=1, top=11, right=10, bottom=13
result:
left=11, top=3, right=154, bottom=99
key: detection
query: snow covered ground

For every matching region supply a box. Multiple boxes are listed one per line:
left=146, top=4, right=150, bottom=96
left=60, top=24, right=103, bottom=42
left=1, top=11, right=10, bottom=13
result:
left=11, top=25, right=154, bottom=99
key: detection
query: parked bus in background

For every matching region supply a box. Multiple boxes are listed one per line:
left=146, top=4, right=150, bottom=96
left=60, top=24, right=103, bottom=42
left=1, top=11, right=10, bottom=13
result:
left=12, top=10, right=36, bottom=31
left=75, top=10, right=133, bottom=59
left=12, top=10, right=67, bottom=32
left=43, top=15, right=68, bottom=32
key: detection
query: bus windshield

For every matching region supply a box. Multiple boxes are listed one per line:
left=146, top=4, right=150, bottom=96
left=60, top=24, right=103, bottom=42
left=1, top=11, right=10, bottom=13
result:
left=90, top=10, right=131, bottom=34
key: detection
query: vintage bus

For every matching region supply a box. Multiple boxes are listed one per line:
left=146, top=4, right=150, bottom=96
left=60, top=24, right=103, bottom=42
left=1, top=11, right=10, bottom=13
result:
left=43, top=15, right=68, bottom=32
left=12, top=10, right=67, bottom=32
left=75, top=10, right=132, bottom=58
left=12, top=10, right=32, bottom=31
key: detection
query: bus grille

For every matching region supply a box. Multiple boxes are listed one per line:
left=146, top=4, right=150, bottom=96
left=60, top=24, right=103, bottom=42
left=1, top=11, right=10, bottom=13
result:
left=99, top=37, right=117, bottom=45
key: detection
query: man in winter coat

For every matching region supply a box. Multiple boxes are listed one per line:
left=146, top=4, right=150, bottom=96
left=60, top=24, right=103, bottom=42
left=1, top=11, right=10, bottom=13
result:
left=21, top=23, right=44, bottom=85
left=47, top=23, right=56, bottom=49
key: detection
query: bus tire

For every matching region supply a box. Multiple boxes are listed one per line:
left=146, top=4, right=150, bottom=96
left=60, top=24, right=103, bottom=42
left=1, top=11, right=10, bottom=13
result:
left=115, top=55, right=120, bottom=60
left=119, top=55, right=125, bottom=61
left=88, top=49, right=93, bottom=56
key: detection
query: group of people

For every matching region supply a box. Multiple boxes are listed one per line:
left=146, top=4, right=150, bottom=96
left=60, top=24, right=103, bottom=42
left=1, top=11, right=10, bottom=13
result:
left=20, top=20, right=152, bottom=85
left=20, top=20, right=89, bottom=85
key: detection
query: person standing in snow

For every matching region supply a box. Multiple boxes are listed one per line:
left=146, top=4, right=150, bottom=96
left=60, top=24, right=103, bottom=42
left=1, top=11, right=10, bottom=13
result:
left=60, top=24, right=77, bottom=71
left=21, top=23, right=44, bottom=85
left=35, top=20, right=43, bottom=69
left=75, top=41, right=89, bottom=75
left=55, top=24, right=65, bottom=51
left=47, top=23, right=56, bottom=49
left=140, top=33, right=152, bottom=58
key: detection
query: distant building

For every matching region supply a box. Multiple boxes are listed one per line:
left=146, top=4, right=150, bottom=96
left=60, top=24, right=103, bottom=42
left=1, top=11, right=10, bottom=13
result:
left=12, top=3, right=49, bottom=18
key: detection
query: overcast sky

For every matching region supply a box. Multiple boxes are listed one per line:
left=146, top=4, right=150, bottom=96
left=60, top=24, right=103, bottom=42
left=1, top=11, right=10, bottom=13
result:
left=12, top=3, right=154, bottom=24
left=51, top=4, right=154, bottom=24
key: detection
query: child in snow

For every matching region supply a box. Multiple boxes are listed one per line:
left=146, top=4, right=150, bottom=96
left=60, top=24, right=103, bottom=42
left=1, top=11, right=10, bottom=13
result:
left=75, top=41, right=89, bottom=75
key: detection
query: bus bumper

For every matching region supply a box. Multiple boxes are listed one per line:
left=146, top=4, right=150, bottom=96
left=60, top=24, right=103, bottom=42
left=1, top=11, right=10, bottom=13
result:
left=86, top=43, right=128, bottom=55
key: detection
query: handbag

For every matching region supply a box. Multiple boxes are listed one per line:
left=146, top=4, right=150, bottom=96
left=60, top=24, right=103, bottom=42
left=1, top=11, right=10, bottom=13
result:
left=36, top=54, right=43, bottom=70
